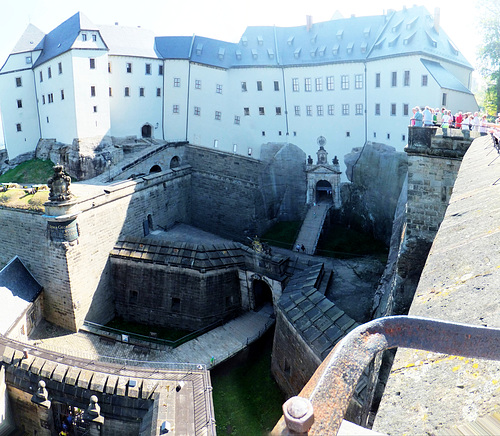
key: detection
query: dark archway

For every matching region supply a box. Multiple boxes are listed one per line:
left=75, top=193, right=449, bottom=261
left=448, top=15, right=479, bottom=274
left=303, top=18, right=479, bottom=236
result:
left=170, top=156, right=180, bottom=169
left=316, top=180, right=333, bottom=203
left=141, top=124, right=152, bottom=138
left=149, top=164, right=162, bottom=173
left=252, top=279, right=273, bottom=310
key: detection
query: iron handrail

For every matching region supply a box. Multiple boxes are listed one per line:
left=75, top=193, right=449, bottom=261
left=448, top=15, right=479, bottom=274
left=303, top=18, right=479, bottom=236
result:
left=272, top=315, right=500, bottom=435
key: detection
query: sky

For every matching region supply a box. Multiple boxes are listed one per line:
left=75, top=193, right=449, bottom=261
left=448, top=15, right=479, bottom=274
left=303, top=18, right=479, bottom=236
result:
left=0, top=0, right=482, bottom=145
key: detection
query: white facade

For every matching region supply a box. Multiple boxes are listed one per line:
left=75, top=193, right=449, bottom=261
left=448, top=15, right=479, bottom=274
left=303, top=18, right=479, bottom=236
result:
left=0, top=7, right=477, bottom=176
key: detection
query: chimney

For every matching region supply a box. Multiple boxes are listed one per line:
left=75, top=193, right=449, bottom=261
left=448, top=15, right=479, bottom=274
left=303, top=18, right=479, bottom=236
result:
left=434, top=7, right=440, bottom=33
left=306, top=15, right=313, bottom=32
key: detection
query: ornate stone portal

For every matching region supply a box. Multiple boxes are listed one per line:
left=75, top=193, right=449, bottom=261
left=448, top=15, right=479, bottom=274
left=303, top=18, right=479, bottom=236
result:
left=305, top=145, right=341, bottom=207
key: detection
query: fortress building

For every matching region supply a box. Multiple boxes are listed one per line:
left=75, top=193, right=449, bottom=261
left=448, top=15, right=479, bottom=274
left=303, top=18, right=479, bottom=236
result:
left=0, top=6, right=477, bottom=176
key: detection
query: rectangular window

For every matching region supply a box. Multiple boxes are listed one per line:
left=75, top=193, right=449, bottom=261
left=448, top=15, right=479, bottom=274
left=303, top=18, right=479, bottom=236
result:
left=355, top=74, right=363, bottom=89
left=139, top=87, right=145, bottom=97
left=387, top=133, right=391, bottom=139
left=194, top=106, right=201, bottom=116
left=244, top=107, right=250, bottom=116
left=145, top=63, right=151, bottom=75
left=109, top=87, right=112, bottom=97
left=391, top=71, right=397, bottom=87
left=25, top=56, right=32, bottom=64
left=422, top=75, right=428, bottom=86
left=40, top=71, right=43, bottom=82
left=346, top=131, right=351, bottom=137
left=15, top=77, right=22, bottom=87
left=90, top=86, right=96, bottom=97
left=241, top=82, right=247, bottom=92
left=16, top=123, right=22, bottom=132
left=58, top=62, right=62, bottom=74
left=215, top=111, right=222, bottom=120
left=328, top=104, right=334, bottom=115
left=92, top=34, right=97, bottom=42
left=327, top=76, right=334, bottom=90
left=342, top=104, right=349, bottom=115
left=158, top=65, right=163, bottom=75
left=375, top=103, right=380, bottom=115
left=274, top=81, right=280, bottom=91
left=375, top=73, right=380, bottom=88
left=248, top=147, right=252, bottom=156
left=171, top=297, right=180, bottom=312
left=341, top=75, right=349, bottom=89
left=355, top=104, right=363, bottom=115
left=124, top=87, right=130, bottom=97
left=195, top=80, right=201, bottom=89
left=257, top=81, right=263, bottom=91
left=404, top=70, right=410, bottom=86
left=60, top=90, right=64, bottom=100
left=292, top=78, right=299, bottom=92
left=89, top=58, right=95, bottom=69
left=306, top=105, right=312, bottom=116
left=304, top=78, right=312, bottom=92
left=174, top=78, right=180, bottom=87
left=402, top=134, right=406, bottom=142
left=42, top=95, right=45, bottom=104
left=17, top=99, right=22, bottom=108
left=315, top=77, right=323, bottom=91
left=48, top=93, right=53, bottom=103
left=46, top=117, right=49, bottom=123
left=48, top=67, right=52, bottom=78
left=156, top=88, right=161, bottom=97
left=216, top=84, right=223, bottom=94
left=93, top=105, right=97, bottom=113
left=173, top=105, right=179, bottom=113
left=294, top=105, right=300, bottom=116
left=391, top=103, right=397, bottom=116
left=126, top=63, right=132, bottom=73
left=108, top=62, right=112, bottom=73
left=214, top=140, right=219, bottom=148
left=234, top=115, right=240, bottom=125
left=276, top=107, right=282, bottom=115
left=259, top=106, right=265, bottom=115
left=317, top=105, right=324, bottom=116
left=442, top=93, right=447, bottom=106
left=82, top=33, right=87, bottom=41
left=403, top=103, right=409, bottom=116
left=233, top=144, right=237, bottom=153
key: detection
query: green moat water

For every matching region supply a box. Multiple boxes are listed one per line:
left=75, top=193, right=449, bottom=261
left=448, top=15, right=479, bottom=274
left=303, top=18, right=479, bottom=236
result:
left=211, top=326, right=285, bottom=435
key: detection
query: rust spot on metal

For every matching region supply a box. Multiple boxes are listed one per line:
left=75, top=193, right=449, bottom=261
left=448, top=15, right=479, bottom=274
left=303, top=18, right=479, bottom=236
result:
left=272, top=316, right=500, bottom=436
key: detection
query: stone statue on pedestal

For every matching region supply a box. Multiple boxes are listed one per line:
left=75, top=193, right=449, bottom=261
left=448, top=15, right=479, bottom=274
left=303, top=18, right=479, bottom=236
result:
left=47, top=164, right=73, bottom=202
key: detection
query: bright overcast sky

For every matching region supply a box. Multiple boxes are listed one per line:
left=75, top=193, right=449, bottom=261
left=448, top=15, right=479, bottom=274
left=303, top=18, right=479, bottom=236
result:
left=0, top=0, right=481, bottom=69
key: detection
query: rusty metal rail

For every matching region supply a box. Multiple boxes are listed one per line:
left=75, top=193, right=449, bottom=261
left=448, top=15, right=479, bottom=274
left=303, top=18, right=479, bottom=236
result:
left=272, top=315, right=500, bottom=435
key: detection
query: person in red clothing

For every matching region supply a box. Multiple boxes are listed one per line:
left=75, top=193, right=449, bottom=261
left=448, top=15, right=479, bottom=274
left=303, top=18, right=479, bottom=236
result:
left=455, top=111, right=463, bottom=129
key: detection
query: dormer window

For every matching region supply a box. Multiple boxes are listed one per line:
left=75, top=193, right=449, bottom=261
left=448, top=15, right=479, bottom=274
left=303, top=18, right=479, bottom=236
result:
left=336, top=29, right=344, bottom=40
left=388, top=34, right=400, bottom=47
left=332, top=44, right=340, bottom=55
left=319, top=46, right=326, bottom=56
left=406, top=16, right=418, bottom=30
left=448, top=39, right=459, bottom=55
left=92, top=34, right=97, bottom=42
left=392, top=19, right=404, bottom=33
left=251, top=49, right=258, bottom=59
left=404, top=32, right=416, bottom=45
left=82, top=33, right=87, bottom=41
left=363, top=27, right=371, bottom=37
left=294, top=48, right=301, bottom=59
left=267, top=48, right=274, bottom=59
left=310, top=34, right=317, bottom=44
left=310, top=47, right=317, bottom=57
left=426, top=31, right=438, bottom=48
left=241, top=36, right=248, bottom=46
left=346, top=42, right=354, bottom=54
left=360, top=42, right=368, bottom=53
left=235, top=50, right=242, bottom=60
left=257, top=36, right=263, bottom=45
left=287, top=36, right=295, bottom=46
left=196, top=44, right=203, bottom=55
left=218, top=48, right=225, bottom=60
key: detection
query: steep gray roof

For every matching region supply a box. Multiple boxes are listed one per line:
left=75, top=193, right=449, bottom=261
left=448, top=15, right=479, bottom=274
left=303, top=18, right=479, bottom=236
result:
left=421, top=58, right=472, bottom=94
left=99, top=24, right=158, bottom=58
left=0, top=256, right=42, bottom=303
left=11, top=24, right=45, bottom=54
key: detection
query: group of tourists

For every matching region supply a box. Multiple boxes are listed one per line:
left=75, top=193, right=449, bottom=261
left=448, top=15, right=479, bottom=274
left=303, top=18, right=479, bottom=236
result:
left=411, top=107, right=491, bottom=138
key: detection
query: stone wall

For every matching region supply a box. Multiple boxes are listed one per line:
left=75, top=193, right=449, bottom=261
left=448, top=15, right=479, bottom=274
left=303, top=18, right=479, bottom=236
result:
left=112, top=260, right=242, bottom=331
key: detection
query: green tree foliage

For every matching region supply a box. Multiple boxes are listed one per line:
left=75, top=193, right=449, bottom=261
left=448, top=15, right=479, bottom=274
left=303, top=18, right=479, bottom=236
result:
left=478, top=1, right=500, bottom=115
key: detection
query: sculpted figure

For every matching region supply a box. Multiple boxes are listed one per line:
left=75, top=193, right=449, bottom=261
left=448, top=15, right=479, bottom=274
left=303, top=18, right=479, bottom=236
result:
left=47, top=164, right=73, bottom=202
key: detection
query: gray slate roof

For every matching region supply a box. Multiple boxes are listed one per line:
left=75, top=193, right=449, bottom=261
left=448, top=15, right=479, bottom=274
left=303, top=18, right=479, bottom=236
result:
left=6, top=5, right=472, bottom=71
left=0, top=256, right=43, bottom=303
left=279, top=264, right=358, bottom=359
left=421, top=58, right=472, bottom=94
left=11, top=23, right=45, bottom=54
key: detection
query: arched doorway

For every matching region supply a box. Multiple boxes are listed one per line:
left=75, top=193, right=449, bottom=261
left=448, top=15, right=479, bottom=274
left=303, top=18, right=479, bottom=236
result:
left=252, top=279, right=273, bottom=310
left=141, top=124, right=152, bottom=138
left=170, top=156, right=180, bottom=169
left=149, top=164, right=162, bottom=173
left=316, top=180, right=333, bottom=203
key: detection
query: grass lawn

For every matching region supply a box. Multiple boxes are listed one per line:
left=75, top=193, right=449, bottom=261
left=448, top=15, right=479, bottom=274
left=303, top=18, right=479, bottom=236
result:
left=211, top=328, right=285, bottom=435
left=261, top=221, right=302, bottom=249
left=316, top=223, right=388, bottom=260
left=0, top=188, right=49, bottom=211
left=0, top=159, right=55, bottom=184
left=105, top=317, right=192, bottom=342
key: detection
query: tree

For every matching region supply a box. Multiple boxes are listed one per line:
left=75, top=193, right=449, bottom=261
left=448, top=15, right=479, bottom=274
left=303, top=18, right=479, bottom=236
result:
left=478, top=1, right=500, bottom=115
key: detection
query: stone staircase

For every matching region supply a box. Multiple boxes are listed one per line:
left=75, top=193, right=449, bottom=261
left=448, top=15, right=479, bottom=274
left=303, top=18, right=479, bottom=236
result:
left=294, top=202, right=332, bottom=255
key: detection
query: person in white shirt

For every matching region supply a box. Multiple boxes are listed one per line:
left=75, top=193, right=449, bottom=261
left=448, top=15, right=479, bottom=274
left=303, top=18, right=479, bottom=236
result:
left=461, top=113, right=470, bottom=139
left=441, top=110, right=451, bottom=136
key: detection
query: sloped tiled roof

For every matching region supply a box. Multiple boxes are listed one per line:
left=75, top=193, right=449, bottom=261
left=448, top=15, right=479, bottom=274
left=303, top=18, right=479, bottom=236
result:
left=279, top=264, right=359, bottom=359
left=11, top=24, right=45, bottom=54
left=421, top=58, right=472, bottom=94
left=0, top=256, right=43, bottom=302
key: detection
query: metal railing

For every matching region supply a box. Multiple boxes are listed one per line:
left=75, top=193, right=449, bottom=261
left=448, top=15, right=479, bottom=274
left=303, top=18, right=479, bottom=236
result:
left=272, top=316, right=500, bottom=435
